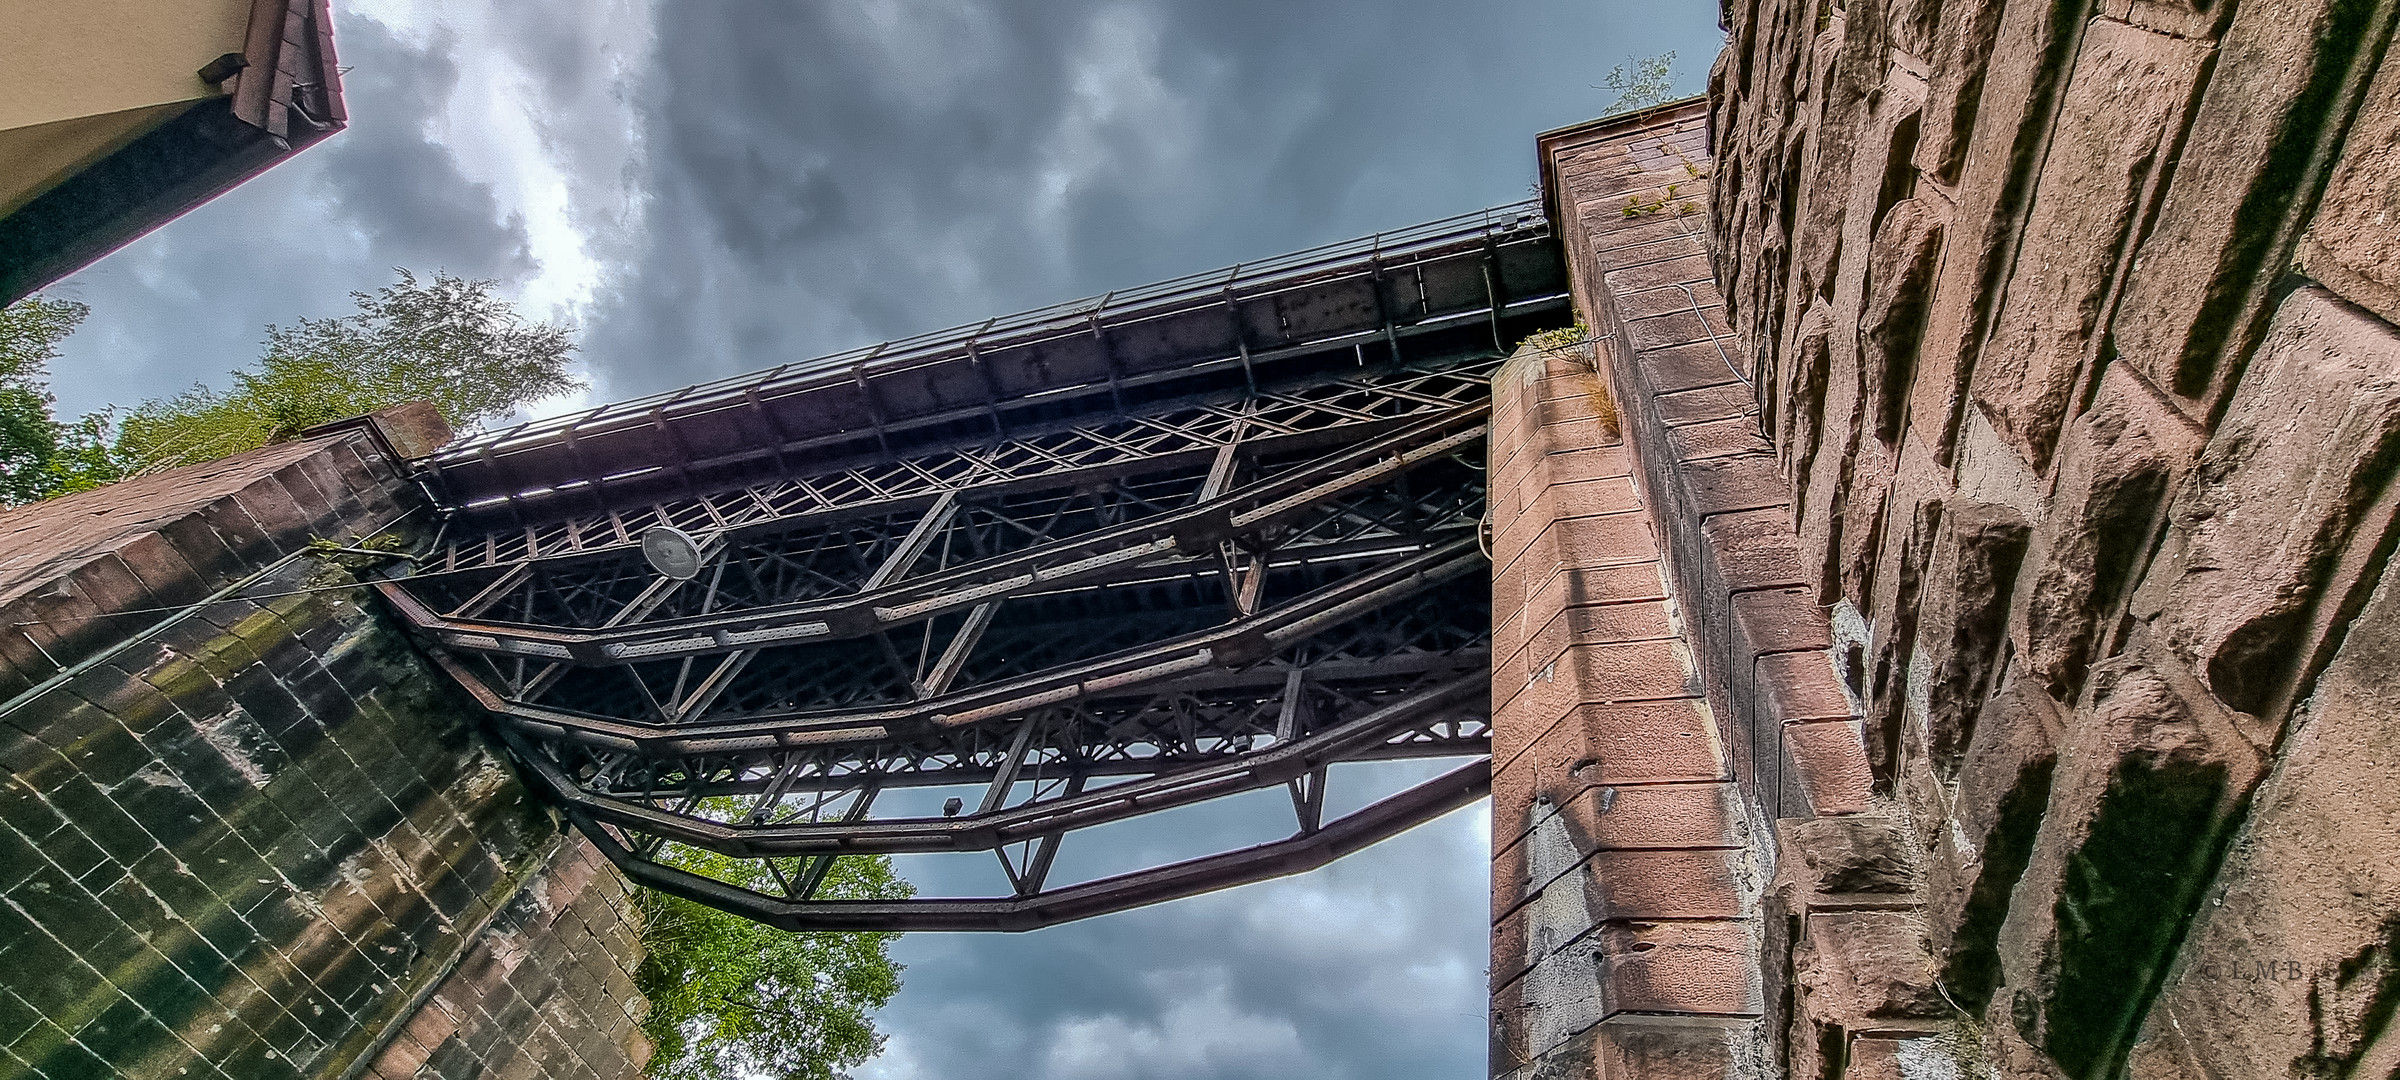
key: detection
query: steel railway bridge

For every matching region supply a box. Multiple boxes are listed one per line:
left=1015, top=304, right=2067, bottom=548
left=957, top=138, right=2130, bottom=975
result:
left=376, top=202, right=1574, bottom=930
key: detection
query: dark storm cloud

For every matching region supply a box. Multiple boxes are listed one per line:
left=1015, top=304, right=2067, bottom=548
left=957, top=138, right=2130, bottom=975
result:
left=583, top=0, right=1715, bottom=401
left=41, top=3, right=1723, bottom=1076
left=44, top=17, right=532, bottom=416
left=314, top=25, right=538, bottom=277
left=580, top=10, right=1719, bottom=1073
left=863, top=790, right=1494, bottom=1080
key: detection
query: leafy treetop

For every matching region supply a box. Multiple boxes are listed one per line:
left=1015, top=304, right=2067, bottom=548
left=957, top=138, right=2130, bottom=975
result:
left=116, top=270, right=581, bottom=474
left=635, top=843, right=911, bottom=1080
left=0, top=297, right=116, bottom=504
left=0, top=272, right=585, bottom=504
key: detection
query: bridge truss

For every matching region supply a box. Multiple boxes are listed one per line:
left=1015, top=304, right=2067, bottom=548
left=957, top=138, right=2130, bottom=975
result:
left=380, top=203, right=1571, bottom=930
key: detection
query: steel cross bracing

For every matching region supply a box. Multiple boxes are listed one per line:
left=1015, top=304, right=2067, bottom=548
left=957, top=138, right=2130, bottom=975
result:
left=383, top=203, right=1571, bottom=931
left=418, top=201, right=1566, bottom=561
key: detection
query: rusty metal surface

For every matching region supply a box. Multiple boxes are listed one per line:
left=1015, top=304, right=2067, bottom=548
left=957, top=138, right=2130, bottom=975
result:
left=387, top=203, right=1569, bottom=930
left=420, top=201, right=1563, bottom=560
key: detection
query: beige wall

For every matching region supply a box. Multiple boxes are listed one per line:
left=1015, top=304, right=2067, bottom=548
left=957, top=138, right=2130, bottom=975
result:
left=0, top=101, right=198, bottom=216
left=0, top=0, right=253, bottom=130
left=0, top=0, right=254, bottom=217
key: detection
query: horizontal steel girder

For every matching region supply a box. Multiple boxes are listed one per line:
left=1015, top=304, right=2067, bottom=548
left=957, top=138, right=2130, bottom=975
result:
left=420, top=345, right=1518, bottom=573
left=423, top=201, right=1562, bottom=526
left=389, top=206, right=1576, bottom=930
left=521, top=673, right=1485, bottom=858
left=423, top=543, right=1487, bottom=752
left=569, top=755, right=1491, bottom=933
left=385, top=404, right=1490, bottom=663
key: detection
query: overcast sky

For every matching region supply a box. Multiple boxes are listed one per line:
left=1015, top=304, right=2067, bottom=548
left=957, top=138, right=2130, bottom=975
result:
left=45, top=3, right=1720, bottom=1076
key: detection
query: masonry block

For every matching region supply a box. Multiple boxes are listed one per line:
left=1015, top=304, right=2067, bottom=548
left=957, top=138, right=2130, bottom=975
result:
left=2151, top=286, right=2400, bottom=721
left=0, top=427, right=649, bottom=1080
left=2126, top=548, right=2400, bottom=1073
left=2300, top=26, right=2400, bottom=328
left=1972, top=20, right=2213, bottom=476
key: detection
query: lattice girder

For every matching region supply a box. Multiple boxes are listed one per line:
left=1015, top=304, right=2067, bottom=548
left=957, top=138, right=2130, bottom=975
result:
left=389, top=204, right=1573, bottom=930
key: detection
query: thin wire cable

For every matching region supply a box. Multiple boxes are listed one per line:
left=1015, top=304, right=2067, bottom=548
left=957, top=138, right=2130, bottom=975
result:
left=5, top=576, right=399, bottom=624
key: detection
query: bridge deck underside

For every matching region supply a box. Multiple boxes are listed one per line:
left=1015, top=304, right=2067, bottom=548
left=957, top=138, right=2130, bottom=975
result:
left=385, top=203, right=1572, bottom=930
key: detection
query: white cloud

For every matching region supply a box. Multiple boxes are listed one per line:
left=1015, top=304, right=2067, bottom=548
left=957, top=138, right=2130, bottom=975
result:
left=1030, top=5, right=1208, bottom=233
left=1039, top=971, right=1317, bottom=1080
left=336, top=0, right=658, bottom=423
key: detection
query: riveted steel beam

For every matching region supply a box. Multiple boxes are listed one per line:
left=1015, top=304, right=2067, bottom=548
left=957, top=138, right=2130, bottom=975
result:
left=383, top=405, right=1489, bottom=663
left=387, top=202, right=1574, bottom=930
left=567, top=756, right=1490, bottom=932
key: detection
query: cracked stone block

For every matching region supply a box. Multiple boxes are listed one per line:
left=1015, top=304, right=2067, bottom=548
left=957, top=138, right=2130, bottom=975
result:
left=1912, top=500, right=2031, bottom=773
left=2019, top=364, right=2200, bottom=704
left=2301, top=26, right=2400, bottom=328
left=2127, top=549, right=2400, bottom=1076
left=1971, top=19, right=2212, bottom=476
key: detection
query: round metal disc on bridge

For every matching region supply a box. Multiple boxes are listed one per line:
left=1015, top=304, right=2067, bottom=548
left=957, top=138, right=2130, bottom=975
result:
left=640, top=525, right=705, bottom=580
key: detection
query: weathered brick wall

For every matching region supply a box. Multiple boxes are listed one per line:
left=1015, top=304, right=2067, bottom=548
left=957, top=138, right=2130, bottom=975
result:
left=1693, top=0, right=2400, bottom=1071
left=360, top=840, right=650, bottom=1080
left=1487, top=328, right=1772, bottom=1074
left=1501, top=100, right=1930, bottom=1080
left=0, top=411, right=649, bottom=1080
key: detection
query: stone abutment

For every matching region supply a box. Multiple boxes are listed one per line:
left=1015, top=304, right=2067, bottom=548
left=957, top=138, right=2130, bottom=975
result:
left=0, top=406, right=649, bottom=1080
left=1496, top=0, right=2400, bottom=1072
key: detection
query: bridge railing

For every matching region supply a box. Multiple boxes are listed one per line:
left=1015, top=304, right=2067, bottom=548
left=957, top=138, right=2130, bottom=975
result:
left=420, top=200, right=1559, bottom=521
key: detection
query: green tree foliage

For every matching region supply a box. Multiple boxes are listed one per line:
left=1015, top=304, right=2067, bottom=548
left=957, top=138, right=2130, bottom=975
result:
left=0, top=296, right=81, bottom=502
left=635, top=846, right=912, bottom=1080
left=1599, top=51, right=1677, bottom=115
left=45, top=412, right=123, bottom=496
left=117, top=270, right=581, bottom=473
left=0, top=296, right=123, bottom=504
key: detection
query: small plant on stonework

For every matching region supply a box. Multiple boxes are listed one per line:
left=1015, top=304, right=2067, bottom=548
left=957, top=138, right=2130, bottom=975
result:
left=1941, top=1011, right=1994, bottom=1073
left=634, top=839, right=911, bottom=1080
left=305, top=533, right=409, bottom=555
left=305, top=533, right=414, bottom=573
left=1513, top=323, right=1618, bottom=437
left=1596, top=51, right=1677, bottom=116
left=1519, top=324, right=1591, bottom=354
left=1623, top=181, right=1686, bottom=218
